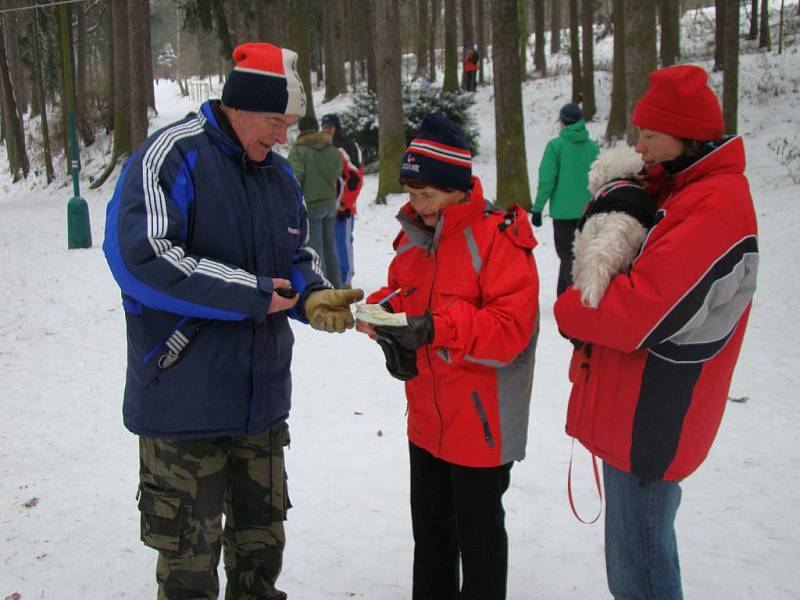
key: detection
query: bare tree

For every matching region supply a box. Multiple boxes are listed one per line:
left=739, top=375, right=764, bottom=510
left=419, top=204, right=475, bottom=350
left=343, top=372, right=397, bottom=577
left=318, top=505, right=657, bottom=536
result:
left=429, top=0, right=440, bottom=82
left=0, top=13, right=29, bottom=181
left=714, top=0, right=724, bottom=71
left=759, top=0, right=771, bottom=50
left=491, top=0, right=531, bottom=209
left=659, top=0, right=680, bottom=67
left=418, top=0, right=430, bottom=78
left=624, top=0, right=656, bottom=143
left=129, top=0, right=149, bottom=149
left=476, top=0, right=486, bottom=84
left=292, top=0, right=315, bottom=118
left=533, top=0, right=546, bottom=76
left=748, top=0, right=758, bottom=40
left=605, top=0, right=626, bottom=140
left=569, top=0, right=582, bottom=102
left=365, top=1, right=378, bottom=92
left=550, top=0, right=561, bottom=54
left=324, top=0, right=346, bottom=100
left=30, top=8, right=54, bottom=183
left=581, top=0, right=596, bottom=120
left=375, top=0, right=406, bottom=202
left=76, top=2, right=96, bottom=146
left=443, top=0, right=459, bottom=91
left=722, top=0, right=739, bottom=134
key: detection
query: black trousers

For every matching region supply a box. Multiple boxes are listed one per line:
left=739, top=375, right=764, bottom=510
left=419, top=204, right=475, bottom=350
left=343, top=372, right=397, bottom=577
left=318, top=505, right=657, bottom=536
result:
left=409, top=442, right=512, bottom=600
left=553, top=218, right=581, bottom=297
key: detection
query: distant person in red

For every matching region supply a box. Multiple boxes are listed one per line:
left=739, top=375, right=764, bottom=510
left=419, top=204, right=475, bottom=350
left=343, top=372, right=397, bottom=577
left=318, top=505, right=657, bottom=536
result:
left=463, top=44, right=479, bottom=92
left=555, top=64, right=759, bottom=600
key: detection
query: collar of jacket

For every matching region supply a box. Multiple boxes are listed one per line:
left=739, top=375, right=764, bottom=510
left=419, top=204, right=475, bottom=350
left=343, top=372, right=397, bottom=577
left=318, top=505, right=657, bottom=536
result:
left=397, top=176, right=486, bottom=252
left=200, top=100, right=274, bottom=170
left=296, top=131, right=332, bottom=148
left=667, top=136, right=744, bottom=191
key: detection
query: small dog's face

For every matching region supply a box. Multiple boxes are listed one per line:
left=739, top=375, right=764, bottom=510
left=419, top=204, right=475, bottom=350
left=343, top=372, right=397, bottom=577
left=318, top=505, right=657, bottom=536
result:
left=635, top=128, right=684, bottom=168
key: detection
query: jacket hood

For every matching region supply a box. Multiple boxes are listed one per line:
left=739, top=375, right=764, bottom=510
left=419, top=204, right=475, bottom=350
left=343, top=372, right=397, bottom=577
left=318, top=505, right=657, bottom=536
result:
left=559, top=120, right=590, bottom=143
left=296, top=131, right=332, bottom=149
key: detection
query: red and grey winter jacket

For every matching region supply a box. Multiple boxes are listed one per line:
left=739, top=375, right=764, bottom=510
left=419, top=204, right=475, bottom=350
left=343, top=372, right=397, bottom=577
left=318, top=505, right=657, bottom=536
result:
left=336, top=147, right=363, bottom=215
left=554, top=136, right=759, bottom=481
left=367, top=177, right=540, bottom=468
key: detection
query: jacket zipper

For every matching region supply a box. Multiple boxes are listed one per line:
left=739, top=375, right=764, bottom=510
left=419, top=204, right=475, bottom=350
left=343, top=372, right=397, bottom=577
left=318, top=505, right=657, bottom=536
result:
left=425, top=249, right=445, bottom=456
left=470, top=391, right=496, bottom=448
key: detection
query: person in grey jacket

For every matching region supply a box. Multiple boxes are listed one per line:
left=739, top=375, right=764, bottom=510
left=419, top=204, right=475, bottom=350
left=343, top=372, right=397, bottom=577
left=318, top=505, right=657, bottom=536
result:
left=288, top=115, right=344, bottom=287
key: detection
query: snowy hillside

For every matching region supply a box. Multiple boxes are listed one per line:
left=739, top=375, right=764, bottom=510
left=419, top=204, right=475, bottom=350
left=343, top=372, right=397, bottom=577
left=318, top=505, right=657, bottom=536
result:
left=2, top=8, right=799, bottom=599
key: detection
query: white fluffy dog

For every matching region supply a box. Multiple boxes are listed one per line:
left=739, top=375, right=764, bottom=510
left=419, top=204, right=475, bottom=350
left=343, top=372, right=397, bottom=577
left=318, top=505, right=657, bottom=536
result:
left=571, top=145, right=657, bottom=308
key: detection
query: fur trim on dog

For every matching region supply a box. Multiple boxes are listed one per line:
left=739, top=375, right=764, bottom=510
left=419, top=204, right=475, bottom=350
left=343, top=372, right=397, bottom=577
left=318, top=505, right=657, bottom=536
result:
left=587, top=144, right=643, bottom=195
left=572, top=212, right=649, bottom=308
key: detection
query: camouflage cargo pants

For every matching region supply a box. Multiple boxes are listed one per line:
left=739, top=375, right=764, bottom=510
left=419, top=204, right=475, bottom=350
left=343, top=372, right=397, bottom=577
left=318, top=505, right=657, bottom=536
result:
left=137, top=422, right=291, bottom=600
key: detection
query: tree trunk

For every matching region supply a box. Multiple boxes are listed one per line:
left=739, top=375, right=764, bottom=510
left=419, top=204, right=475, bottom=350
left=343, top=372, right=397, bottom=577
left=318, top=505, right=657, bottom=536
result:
left=323, top=0, right=346, bottom=101
left=748, top=0, right=758, bottom=40
left=550, top=0, right=561, bottom=54
left=129, top=0, right=148, bottom=149
left=91, top=0, right=132, bottom=189
left=581, top=0, right=596, bottom=120
left=759, top=0, right=771, bottom=50
left=75, top=3, right=96, bottom=147
left=255, top=2, right=268, bottom=40
left=659, top=0, right=680, bottom=67
left=5, top=3, right=28, bottom=118
left=778, top=0, right=785, bottom=54
left=569, top=0, right=582, bottom=102
left=211, top=0, right=234, bottom=59
left=476, top=0, right=486, bottom=84
left=461, top=0, right=475, bottom=88
left=443, top=0, right=459, bottom=91
left=348, top=0, right=358, bottom=88
left=292, top=0, right=315, bottom=118
left=0, top=15, right=30, bottom=181
left=714, top=0, right=724, bottom=71
left=365, top=0, right=378, bottom=92
left=31, top=9, right=54, bottom=184
left=418, top=0, right=430, bottom=78
left=374, top=0, right=406, bottom=202
left=624, top=0, right=656, bottom=144
left=57, top=4, right=74, bottom=172
left=520, top=0, right=528, bottom=76
left=533, top=0, right=546, bottom=76
left=105, top=0, right=115, bottom=128
left=142, top=0, right=156, bottom=110
left=491, top=0, right=531, bottom=209
left=605, top=0, right=626, bottom=141
left=722, top=0, right=738, bottom=135
left=429, top=0, right=440, bottom=82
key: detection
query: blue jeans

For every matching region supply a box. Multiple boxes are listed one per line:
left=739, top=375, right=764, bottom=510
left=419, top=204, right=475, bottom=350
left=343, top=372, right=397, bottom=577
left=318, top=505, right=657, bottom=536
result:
left=306, top=199, right=342, bottom=288
left=334, top=213, right=355, bottom=286
left=603, top=462, right=684, bottom=600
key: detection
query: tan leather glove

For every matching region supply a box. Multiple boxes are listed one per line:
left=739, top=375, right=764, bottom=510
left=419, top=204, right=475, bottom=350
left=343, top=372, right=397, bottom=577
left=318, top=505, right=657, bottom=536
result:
left=304, top=288, right=365, bottom=333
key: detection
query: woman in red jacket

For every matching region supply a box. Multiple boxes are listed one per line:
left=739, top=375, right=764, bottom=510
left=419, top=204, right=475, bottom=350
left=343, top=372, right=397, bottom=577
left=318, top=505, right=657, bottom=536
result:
left=555, top=65, right=759, bottom=599
left=357, top=112, right=539, bottom=600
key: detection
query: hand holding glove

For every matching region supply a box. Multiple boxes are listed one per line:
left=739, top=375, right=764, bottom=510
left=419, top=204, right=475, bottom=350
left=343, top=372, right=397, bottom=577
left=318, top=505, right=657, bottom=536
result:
left=304, top=288, right=364, bottom=333
left=374, top=312, right=434, bottom=351
left=530, top=211, right=543, bottom=228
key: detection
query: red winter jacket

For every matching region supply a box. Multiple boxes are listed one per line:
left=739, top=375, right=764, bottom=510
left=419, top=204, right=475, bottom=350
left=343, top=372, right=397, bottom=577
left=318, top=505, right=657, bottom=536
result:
left=554, top=137, right=759, bottom=481
left=336, top=148, right=363, bottom=215
left=367, top=178, right=540, bottom=467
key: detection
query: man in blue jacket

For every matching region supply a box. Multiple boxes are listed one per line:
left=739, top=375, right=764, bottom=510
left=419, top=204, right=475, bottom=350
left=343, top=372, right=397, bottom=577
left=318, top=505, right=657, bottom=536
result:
left=103, top=42, right=363, bottom=599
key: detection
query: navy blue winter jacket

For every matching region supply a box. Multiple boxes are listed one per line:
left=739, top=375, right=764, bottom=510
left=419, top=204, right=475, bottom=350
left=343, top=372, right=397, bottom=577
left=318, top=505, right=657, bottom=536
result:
left=103, top=101, right=328, bottom=439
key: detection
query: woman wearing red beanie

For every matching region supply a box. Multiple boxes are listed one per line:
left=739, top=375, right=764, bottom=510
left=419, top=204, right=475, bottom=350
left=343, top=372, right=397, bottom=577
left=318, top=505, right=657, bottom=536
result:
left=555, top=64, right=759, bottom=599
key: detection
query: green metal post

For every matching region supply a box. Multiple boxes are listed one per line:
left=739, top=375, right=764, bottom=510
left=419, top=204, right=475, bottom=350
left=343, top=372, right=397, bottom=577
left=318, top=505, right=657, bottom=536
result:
left=67, top=113, right=92, bottom=249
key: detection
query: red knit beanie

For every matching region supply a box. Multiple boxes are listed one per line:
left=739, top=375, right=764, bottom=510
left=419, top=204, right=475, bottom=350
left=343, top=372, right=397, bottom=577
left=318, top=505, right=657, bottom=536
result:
left=631, top=65, right=724, bottom=141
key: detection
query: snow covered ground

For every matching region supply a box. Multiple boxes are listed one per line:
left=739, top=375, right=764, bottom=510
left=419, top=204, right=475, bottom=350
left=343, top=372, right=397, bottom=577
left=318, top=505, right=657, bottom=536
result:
left=2, top=11, right=800, bottom=600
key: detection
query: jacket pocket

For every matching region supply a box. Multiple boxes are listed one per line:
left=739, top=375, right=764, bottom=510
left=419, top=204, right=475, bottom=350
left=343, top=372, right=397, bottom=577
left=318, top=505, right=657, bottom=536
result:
left=470, top=391, right=496, bottom=448
left=137, top=483, right=191, bottom=554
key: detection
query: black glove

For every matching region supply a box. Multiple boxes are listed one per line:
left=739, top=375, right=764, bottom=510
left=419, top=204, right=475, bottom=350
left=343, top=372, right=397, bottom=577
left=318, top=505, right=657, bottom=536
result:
left=375, top=332, right=419, bottom=381
left=531, top=211, right=543, bottom=227
left=374, top=312, right=434, bottom=351
left=337, top=207, right=352, bottom=219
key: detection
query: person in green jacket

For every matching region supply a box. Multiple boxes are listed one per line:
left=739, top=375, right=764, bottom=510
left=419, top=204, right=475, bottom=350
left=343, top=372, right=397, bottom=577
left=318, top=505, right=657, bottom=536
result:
left=531, top=103, right=599, bottom=296
left=289, top=115, right=344, bottom=288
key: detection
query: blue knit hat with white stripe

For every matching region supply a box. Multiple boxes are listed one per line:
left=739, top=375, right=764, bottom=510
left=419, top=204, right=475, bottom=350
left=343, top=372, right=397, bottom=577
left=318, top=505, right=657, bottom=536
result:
left=400, top=112, right=472, bottom=192
left=222, top=42, right=307, bottom=115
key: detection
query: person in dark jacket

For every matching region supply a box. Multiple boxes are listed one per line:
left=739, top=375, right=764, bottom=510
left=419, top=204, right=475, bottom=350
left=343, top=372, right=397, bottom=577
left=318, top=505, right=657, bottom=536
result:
left=322, top=113, right=363, bottom=287
left=103, top=42, right=363, bottom=600
left=531, top=102, right=599, bottom=297
left=288, top=115, right=344, bottom=287
left=356, top=112, right=540, bottom=600
left=555, top=65, right=758, bottom=600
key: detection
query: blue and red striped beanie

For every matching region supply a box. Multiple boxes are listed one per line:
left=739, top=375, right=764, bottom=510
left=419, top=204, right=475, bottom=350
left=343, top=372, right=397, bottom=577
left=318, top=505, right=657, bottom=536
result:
left=222, top=42, right=307, bottom=115
left=400, top=112, right=472, bottom=192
